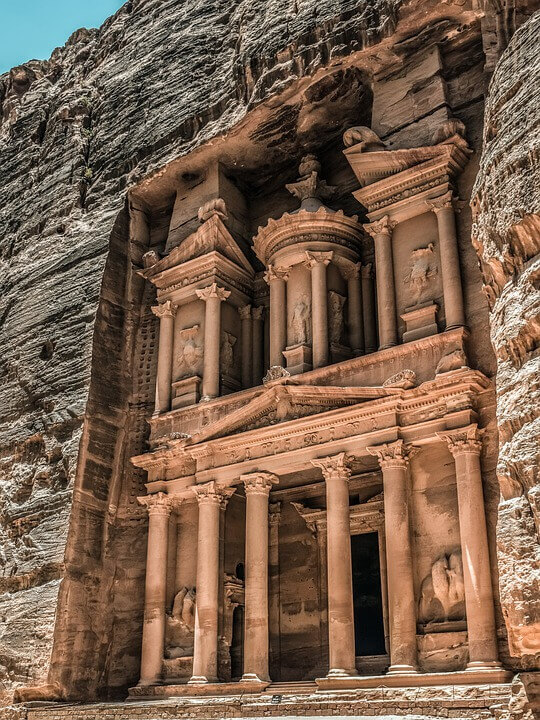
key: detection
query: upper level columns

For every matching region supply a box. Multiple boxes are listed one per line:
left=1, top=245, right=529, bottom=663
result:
left=264, top=265, right=288, bottom=368
left=190, top=482, right=235, bottom=684
left=428, top=192, right=465, bottom=330
left=196, top=283, right=231, bottom=401
left=241, top=472, right=278, bottom=682
left=138, top=492, right=174, bottom=685
left=361, top=263, right=377, bottom=353
left=252, top=306, right=265, bottom=386
left=364, top=217, right=397, bottom=350
left=239, top=305, right=253, bottom=389
left=305, top=251, right=332, bottom=369
left=312, top=452, right=357, bottom=677
left=367, top=441, right=418, bottom=675
left=437, top=425, right=500, bottom=669
left=151, top=301, right=177, bottom=414
left=343, top=262, right=364, bottom=355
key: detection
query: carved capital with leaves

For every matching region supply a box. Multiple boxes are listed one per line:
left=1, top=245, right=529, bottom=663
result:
left=241, top=472, right=279, bottom=497
left=436, top=424, right=482, bottom=457
left=195, top=283, right=231, bottom=303
left=312, top=452, right=353, bottom=482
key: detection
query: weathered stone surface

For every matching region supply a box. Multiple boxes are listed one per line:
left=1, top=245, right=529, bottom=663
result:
left=471, top=11, right=540, bottom=667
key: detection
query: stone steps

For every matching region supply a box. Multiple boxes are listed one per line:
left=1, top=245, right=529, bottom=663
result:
left=265, top=680, right=319, bottom=694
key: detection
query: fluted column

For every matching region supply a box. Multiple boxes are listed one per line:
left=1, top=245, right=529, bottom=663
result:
left=241, top=472, right=278, bottom=682
left=312, top=453, right=357, bottom=677
left=138, top=492, right=173, bottom=685
left=428, top=192, right=465, bottom=329
left=190, top=482, right=235, bottom=684
left=264, top=265, right=288, bottom=368
left=367, top=441, right=418, bottom=674
left=437, top=425, right=500, bottom=669
left=361, top=263, right=377, bottom=353
left=344, top=262, right=364, bottom=355
left=364, top=217, right=398, bottom=350
left=196, top=283, right=231, bottom=401
left=252, top=306, right=264, bottom=386
left=239, top=304, right=253, bottom=390
left=305, top=251, right=333, bottom=368
left=151, top=301, right=176, bottom=414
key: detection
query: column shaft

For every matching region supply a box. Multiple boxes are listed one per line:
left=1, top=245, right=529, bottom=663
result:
left=240, top=305, right=253, bottom=389
left=267, top=270, right=287, bottom=368
left=365, top=218, right=397, bottom=350
left=252, top=307, right=264, bottom=386
left=138, top=493, right=172, bottom=686
left=306, top=252, right=332, bottom=369
left=241, top=473, right=278, bottom=682
left=190, top=483, right=234, bottom=683
left=368, top=442, right=418, bottom=674
left=152, top=302, right=175, bottom=413
left=268, top=503, right=282, bottom=681
left=313, top=454, right=356, bottom=677
left=431, top=195, right=465, bottom=329
left=196, top=284, right=230, bottom=401
left=438, top=427, right=499, bottom=667
left=361, top=264, right=377, bottom=353
left=347, top=265, right=365, bottom=354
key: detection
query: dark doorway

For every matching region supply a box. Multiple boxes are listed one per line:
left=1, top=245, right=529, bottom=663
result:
left=230, top=605, right=244, bottom=679
left=351, top=532, right=386, bottom=656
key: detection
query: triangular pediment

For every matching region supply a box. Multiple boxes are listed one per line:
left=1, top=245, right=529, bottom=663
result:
left=190, top=383, right=398, bottom=444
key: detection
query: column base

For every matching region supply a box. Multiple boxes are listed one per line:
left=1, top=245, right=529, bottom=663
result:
left=466, top=660, right=504, bottom=671
left=379, top=342, right=397, bottom=351
left=387, top=664, right=419, bottom=676
left=188, top=674, right=219, bottom=685
left=326, top=667, right=358, bottom=679
left=241, top=672, right=271, bottom=683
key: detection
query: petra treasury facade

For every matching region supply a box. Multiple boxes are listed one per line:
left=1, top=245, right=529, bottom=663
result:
left=0, top=1, right=539, bottom=719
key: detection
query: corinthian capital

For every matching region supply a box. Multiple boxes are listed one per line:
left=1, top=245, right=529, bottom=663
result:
left=195, top=283, right=231, bottom=302
left=151, top=300, right=176, bottom=319
left=427, top=191, right=455, bottom=213
left=192, top=481, right=235, bottom=507
left=241, top=472, right=279, bottom=496
left=263, top=264, right=289, bottom=284
left=312, top=452, right=353, bottom=482
left=341, top=261, right=361, bottom=281
left=252, top=306, right=265, bottom=321
left=436, top=424, right=482, bottom=457
left=304, top=250, right=333, bottom=269
left=363, top=215, right=396, bottom=239
left=238, top=304, right=252, bottom=320
left=367, top=440, right=415, bottom=469
left=138, top=491, right=173, bottom=516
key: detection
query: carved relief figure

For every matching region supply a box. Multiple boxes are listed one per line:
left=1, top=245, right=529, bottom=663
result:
left=328, top=291, right=346, bottom=345
left=165, top=587, right=196, bottom=658
left=418, top=551, right=465, bottom=624
left=220, top=332, right=237, bottom=376
left=404, top=243, right=438, bottom=305
left=177, top=325, right=203, bottom=378
left=292, top=297, right=310, bottom=345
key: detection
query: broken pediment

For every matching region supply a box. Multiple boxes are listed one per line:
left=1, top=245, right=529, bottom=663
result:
left=190, top=383, right=399, bottom=444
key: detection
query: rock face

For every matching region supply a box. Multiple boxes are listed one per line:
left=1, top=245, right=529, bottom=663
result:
left=0, top=0, right=538, bottom=708
left=472, top=12, right=540, bottom=665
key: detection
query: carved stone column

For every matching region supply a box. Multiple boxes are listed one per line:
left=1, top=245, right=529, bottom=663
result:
left=344, top=262, right=364, bottom=355
left=196, top=283, right=231, bottom=401
left=361, top=263, right=377, bottom=353
left=367, top=441, right=418, bottom=674
left=151, top=301, right=176, bottom=414
left=268, top=502, right=282, bottom=681
left=305, top=251, right=333, bottom=369
left=252, top=306, right=264, bottom=386
left=241, top=472, right=278, bottom=682
left=239, top=304, right=253, bottom=390
left=437, top=425, right=500, bottom=669
left=190, top=482, right=235, bottom=684
left=264, top=265, right=288, bottom=368
left=312, top=453, right=357, bottom=677
left=428, top=192, right=465, bottom=329
left=364, top=217, right=398, bottom=350
left=138, top=492, right=173, bottom=685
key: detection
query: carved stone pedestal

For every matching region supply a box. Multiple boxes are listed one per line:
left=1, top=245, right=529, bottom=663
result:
left=401, top=303, right=438, bottom=343
left=283, top=343, right=312, bottom=375
left=172, top=376, right=201, bottom=409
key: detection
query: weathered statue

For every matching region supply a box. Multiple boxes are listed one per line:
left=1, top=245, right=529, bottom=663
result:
left=177, top=325, right=203, bottom=378
left=328, top=291, right=345, bottom=344
left=292, top=298, right=310, bottom=345
left=404, top=243, right=438, bottom=305
left=165, top=587, right=196, bottom=659
left=418, top=551, right=465, bottom=624
left=342, top=126, right=386, bottom=152
left=220, top=331, right=236, bottom=375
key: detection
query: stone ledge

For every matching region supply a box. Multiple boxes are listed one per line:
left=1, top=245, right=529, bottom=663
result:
left=315, top=668, right=512, bottom=691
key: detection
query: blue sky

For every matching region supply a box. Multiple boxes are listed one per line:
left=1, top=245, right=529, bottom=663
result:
left=0, top=0, right=125, bottom=74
